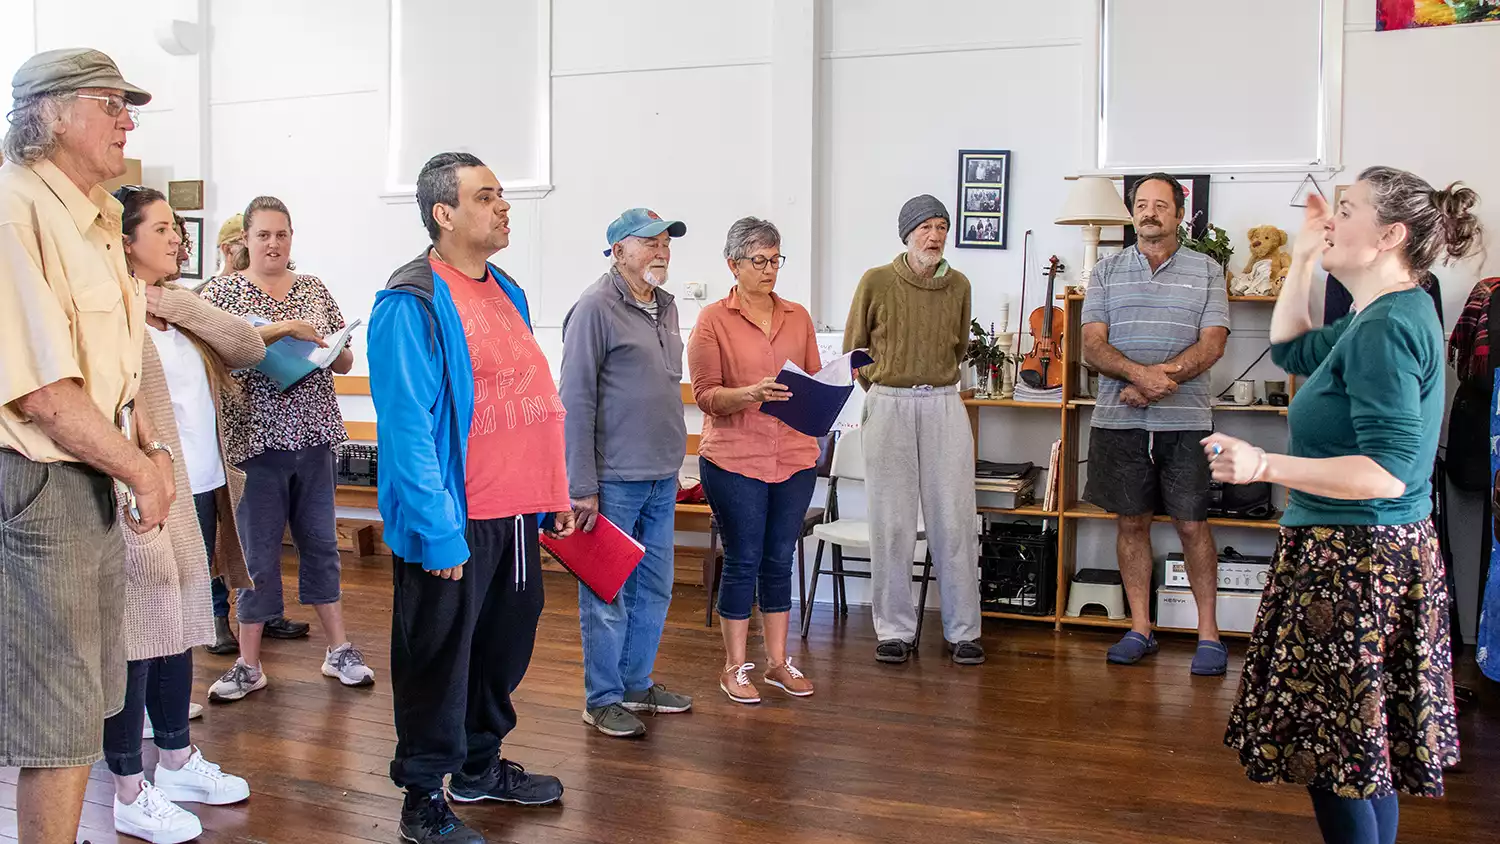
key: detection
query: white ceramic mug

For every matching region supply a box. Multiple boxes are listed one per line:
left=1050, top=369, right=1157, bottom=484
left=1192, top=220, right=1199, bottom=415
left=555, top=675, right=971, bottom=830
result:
left=1231, top=380, right=1255, bottom=405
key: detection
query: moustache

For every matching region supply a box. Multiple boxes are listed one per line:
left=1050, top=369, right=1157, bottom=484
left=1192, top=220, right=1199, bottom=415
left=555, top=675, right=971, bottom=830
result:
left=1139, top=217, right=1162, bottom=226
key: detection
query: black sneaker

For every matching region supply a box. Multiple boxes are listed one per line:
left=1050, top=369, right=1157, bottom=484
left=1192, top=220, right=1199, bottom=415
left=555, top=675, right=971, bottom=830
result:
left=263, top=616, right=311, bottom=639
left=447, top=759, right=563, bottom=807
left=946, top=640, right=986, bottom=665
left=399, top=790, right=485, bottom=844
left=875, top=639, right=913, bottom=664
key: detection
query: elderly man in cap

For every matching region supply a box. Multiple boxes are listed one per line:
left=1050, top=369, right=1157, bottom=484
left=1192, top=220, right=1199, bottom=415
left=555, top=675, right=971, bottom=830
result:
left=559, top=208, right=692, bottom=738
left=844, top=195, right=984, bottom=666
left=0, top=49, right=172, bottom=843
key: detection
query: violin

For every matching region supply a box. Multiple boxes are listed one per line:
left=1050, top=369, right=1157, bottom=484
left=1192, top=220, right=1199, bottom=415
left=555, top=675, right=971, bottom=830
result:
left=1019, top=255, right=1065, bottom=389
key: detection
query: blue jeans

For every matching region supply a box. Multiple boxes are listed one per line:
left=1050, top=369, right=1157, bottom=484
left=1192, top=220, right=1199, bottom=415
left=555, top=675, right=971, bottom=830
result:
left=699, top=458, right=816, bottom=621
left=578, top=477, right=678, bottom=710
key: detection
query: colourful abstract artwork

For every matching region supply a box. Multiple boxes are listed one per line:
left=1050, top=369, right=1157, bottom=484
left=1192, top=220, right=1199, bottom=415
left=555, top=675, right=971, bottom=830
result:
left=1378, top=0, right=1500, bottom=30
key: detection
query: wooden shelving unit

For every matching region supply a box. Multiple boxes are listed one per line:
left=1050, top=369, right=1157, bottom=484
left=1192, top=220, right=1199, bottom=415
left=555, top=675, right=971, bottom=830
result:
left=967, top=295, right=1288, bottom=636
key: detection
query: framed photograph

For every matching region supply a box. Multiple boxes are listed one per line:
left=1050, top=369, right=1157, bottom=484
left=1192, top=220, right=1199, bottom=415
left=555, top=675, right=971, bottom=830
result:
left=956, top=149, right=1011, bottom=249
left=1122, top=173, right=1211, bottom=246
left=167, top=179, right=204, bottom=211
left=178, top=215, right=204, bottom=281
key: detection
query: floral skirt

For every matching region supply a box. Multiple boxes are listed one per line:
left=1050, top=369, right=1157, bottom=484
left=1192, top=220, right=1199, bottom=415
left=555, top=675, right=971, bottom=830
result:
left=1224, top=519, right=1459, bottom=799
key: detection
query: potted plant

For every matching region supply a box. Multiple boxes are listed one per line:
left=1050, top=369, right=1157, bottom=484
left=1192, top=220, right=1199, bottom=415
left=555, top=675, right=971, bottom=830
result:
left=1179, top=219, right=1235, bottom=281
left=966, top=320, right=1012, bottom=397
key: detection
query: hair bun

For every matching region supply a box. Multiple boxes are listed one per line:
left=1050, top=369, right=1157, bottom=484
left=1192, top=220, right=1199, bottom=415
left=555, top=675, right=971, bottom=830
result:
left=1432, top=182, right=1482, bottom=263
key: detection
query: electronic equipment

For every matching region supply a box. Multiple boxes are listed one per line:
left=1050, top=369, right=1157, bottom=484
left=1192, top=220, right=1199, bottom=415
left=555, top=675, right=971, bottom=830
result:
left=335, top=444, right=378, bottom=487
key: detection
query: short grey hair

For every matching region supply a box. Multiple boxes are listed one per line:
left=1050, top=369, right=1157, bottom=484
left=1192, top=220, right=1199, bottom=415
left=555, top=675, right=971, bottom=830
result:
left=2, top=92, right=74, bottom=164
left=723, top=216, right=781, bottom=260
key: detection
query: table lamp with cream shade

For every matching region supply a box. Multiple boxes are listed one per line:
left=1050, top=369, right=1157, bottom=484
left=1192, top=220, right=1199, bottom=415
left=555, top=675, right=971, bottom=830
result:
left=1055, top=176, right=1131, bottom=291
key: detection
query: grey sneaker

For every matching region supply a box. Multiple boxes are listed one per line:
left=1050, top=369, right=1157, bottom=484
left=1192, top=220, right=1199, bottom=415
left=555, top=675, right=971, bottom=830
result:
left=207, top=661, right=266, bottom=703
left=583, top=703, right=646, bottom=737
left=622, top=683, right=693, bottom=714
left=323, top=643, right=376, bottom=687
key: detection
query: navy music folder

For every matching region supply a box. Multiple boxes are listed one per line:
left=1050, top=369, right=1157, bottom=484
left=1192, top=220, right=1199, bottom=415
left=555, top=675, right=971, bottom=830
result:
left=759, top=349, right=874, bottom=437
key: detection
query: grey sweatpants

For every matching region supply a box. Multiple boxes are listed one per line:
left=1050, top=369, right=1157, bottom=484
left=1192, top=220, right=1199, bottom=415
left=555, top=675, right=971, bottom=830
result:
left=863, top=385, right=981, bottom=644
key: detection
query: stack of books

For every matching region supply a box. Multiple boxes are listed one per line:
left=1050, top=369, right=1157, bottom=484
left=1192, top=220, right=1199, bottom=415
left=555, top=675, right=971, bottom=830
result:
left=1012, top=383, right=1064, bottom=404
left=975, top=460, right=1039, bottom=510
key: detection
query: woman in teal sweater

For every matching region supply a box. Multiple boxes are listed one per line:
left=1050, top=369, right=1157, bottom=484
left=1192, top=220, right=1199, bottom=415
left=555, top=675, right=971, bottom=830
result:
left=1203, top=167, right=1482, bottom=844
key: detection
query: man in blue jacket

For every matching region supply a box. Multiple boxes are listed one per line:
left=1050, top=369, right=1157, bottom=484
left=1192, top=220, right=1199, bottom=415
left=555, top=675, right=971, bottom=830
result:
left=368, top=152, right=576, bottom=844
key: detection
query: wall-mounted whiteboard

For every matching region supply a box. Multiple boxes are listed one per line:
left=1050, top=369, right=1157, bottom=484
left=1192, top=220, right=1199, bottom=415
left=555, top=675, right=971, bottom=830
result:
left=1099, top=0, right=1331, bottom=170
left=387, top=0, right=547, bottom=193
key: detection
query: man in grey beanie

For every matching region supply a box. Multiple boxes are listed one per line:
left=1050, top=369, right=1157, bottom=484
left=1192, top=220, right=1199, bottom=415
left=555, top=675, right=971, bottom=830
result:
left=842, top=195, right=984, bottom=666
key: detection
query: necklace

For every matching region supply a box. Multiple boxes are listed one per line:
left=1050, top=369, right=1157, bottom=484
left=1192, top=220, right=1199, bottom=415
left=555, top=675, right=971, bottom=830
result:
left=1355, top=279, right=1418, bottom=316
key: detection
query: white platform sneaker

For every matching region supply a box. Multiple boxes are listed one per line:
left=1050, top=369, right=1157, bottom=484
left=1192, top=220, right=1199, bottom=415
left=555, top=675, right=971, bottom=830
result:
left=114, top=782, right=202, bottom=844
left=154, top=747, right=251, bottom=805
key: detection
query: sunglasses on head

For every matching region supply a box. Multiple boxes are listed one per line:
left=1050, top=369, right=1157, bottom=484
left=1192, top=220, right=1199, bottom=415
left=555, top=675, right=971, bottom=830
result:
left=111, top=184, right=146, bottom=204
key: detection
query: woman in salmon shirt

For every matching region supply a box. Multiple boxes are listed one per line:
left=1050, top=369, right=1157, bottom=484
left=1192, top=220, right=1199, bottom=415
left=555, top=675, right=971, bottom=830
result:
left=689, top=217, right=822, bottom=705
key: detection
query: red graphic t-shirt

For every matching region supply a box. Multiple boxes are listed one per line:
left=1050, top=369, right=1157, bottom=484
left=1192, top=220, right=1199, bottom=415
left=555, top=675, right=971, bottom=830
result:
left=433, top=257, right=570, bottom=521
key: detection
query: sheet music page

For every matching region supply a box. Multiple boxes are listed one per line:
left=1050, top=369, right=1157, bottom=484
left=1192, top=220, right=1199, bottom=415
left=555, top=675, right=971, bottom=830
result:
left=785, top=347, right=869, bottom=387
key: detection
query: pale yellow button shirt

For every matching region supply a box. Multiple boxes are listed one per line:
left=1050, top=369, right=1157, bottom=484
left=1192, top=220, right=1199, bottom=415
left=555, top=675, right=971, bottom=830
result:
left=0, top=158, right=145, bottom=463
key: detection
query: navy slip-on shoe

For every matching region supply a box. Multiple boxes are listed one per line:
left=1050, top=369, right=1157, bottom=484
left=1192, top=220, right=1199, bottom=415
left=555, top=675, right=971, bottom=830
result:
left=1191, top=640, right=1230, bottom=676
left=1106, top=631, right=1159, bottom=665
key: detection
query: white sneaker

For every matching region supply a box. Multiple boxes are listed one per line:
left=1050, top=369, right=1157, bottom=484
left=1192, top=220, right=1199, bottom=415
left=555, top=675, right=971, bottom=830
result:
left=207, top=661, right=266, bottom=703
left=143, top=705, right=202, bottom=739
left=114, top=782, right=203, bottom=844
left=155, top=747, right=250, bottom=806
left=322, top=643, right=375, bottom=687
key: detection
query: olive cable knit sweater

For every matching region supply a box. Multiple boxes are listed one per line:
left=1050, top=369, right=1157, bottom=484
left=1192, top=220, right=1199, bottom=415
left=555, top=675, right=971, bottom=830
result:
left=843, top=253, right=971, bottom=389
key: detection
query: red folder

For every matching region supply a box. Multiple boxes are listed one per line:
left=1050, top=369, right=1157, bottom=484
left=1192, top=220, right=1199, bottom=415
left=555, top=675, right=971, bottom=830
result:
left=538, top=515, right=645, bottom=603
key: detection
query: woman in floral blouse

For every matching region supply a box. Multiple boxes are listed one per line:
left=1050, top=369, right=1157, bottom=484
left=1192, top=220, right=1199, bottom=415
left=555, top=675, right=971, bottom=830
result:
left=200, top=195, right=375, bottom=703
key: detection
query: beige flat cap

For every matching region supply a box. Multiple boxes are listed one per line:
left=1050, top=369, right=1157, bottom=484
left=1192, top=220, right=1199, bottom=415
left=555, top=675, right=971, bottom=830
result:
left=11, top=48, right=151, bottom=106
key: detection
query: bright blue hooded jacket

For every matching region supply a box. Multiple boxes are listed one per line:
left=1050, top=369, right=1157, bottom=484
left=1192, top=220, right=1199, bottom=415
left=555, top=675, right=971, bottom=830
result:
left=366, top=251, right=534, bottom=570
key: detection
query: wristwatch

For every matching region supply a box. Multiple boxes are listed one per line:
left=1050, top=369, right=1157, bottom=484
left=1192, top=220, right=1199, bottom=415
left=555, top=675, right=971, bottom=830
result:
left=143, top=441, right=175, bottom=462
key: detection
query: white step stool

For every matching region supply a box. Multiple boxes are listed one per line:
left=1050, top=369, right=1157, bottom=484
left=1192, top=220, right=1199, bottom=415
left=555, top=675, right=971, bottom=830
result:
left=1065, top=569, right=1127, bottom=619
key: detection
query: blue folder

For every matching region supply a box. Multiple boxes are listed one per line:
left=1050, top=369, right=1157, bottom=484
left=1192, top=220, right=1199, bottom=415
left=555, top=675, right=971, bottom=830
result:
left=759, top=350, right=874, bottom=437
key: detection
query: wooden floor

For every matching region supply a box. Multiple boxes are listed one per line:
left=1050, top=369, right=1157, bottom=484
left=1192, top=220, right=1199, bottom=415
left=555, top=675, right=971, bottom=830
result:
left=5, top=551, right=1500, bottom=844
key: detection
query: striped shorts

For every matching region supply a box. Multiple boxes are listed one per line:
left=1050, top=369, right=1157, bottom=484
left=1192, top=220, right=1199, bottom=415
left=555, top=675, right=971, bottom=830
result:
left=0, top=449, right=126, bottom=767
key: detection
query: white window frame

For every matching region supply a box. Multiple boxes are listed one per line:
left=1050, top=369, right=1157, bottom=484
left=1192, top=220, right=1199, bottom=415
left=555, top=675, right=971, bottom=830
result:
left=1079, top=0, right=1345, bottom=177
left=380, top=0, right=554, bottom=203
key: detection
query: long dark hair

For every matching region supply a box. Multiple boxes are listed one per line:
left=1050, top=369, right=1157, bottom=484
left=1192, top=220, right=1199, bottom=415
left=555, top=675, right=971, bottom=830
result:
left=115, top=185, right=236, bottom=397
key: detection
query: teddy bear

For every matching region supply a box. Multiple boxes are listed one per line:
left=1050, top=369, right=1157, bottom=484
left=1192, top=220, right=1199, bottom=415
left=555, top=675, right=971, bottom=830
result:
left=1239, top=225, right=1292, bottom=296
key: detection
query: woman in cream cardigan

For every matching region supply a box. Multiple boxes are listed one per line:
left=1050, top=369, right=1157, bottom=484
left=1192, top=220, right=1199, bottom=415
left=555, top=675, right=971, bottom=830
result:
left=103, top=186, right=262, bottom=844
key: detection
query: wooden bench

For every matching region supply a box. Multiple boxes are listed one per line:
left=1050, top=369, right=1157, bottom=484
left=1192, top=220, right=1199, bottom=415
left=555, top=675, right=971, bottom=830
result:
left=328, top=377, right=719, bottom=582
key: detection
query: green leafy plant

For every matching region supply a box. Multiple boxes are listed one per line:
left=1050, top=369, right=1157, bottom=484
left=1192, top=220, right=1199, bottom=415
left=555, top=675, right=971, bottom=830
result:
left=966, top=320, right=1011, bottom=373
left=1180, top=221, right=1234, bottom=278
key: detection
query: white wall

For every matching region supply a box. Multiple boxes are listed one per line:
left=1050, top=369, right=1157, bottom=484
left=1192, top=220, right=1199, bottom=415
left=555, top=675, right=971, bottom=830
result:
left=12, top=0, right=1498, bottom=630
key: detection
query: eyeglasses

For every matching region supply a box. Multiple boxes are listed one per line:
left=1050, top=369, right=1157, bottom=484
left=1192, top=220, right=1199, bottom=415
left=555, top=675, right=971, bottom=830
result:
left=111, top=184, right=146, bottom=203
left=735, top=255, right=787, bottom=270
left=76, top=93, right=141, bottom=125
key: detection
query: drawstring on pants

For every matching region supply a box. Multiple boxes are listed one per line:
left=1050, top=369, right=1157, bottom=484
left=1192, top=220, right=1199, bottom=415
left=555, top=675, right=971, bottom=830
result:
left=514, top=514, right=526, bottom=591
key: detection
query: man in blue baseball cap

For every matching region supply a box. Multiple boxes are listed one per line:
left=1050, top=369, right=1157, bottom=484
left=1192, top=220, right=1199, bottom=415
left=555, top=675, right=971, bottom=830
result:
left=559, top=208, right=691, bottom=738
left=600, top=207, right=687, bottom=256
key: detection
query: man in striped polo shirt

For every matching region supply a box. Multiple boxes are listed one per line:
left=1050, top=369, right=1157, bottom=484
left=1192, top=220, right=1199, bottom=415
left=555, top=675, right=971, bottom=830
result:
left=1080, top=173, right=1231, bottom=676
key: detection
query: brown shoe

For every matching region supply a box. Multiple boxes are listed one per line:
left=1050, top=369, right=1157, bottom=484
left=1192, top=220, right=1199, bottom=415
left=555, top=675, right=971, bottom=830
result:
left=719, top=663, right=761, bottom=705
left=764, top=658, right=814, bottom=697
